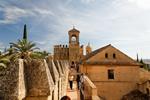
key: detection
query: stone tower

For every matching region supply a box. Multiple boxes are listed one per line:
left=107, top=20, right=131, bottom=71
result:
left=68, top=27, right=80, bottom=65
left=86, top=43, right=92, bottom=55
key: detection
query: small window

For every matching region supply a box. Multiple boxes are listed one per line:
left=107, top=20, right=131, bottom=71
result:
left=105, top=53, right=108, bottom=58
left=108, top=69, right=114, bottom=79
left=113, top=53, right=116, bottom=59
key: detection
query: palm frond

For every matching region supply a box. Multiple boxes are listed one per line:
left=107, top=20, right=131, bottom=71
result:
left=0, top=63, right=7, bottom=69
left=0, top=58, right=10, bottom=64
left=10, top=39, right=38, bottom=59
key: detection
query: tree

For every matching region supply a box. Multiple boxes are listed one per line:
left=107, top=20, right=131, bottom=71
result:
left=140, top=58, right=149, bottom=70
left=30, top=51, right=49, bottom=59
left=140, top=58, right=144, bottom=68
left=136, top=53, right=139, bottom=62
left=10, top=39, right=39, bottom=59
left=0, top=56, right=10, bottom=69
left=23, top=24, right=27, bottom=40
left=140, top=58, right=143, bottom=64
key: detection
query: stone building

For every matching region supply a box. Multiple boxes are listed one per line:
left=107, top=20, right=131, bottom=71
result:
left=80, top=44, right=143, bottom=100
left=0, top=59, right=69, bottom=100
left=86, top=43, right=92, bottom=55
left=54, top=45, right=69, bottom=60
left=54, top=27, right=90, bottom=66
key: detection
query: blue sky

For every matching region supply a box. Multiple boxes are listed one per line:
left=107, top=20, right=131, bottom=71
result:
left=0, top=0, right=150, bottom=59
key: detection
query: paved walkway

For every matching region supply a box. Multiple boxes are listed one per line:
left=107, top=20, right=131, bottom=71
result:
left=67, top=81, right=80, bottom=100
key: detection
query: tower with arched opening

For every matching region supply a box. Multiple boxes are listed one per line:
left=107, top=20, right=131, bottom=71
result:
left=68, top=27, right=80, bottom=66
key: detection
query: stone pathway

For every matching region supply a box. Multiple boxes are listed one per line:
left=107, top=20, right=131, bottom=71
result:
left=67, top=81, right=80, bottom=100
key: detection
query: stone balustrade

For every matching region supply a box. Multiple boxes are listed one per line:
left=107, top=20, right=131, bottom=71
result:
left=83, top=75, right=101, bottom=100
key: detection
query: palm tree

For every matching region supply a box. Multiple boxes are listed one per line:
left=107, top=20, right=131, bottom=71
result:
left=10, top=39, right=39, bottom=59
left=0, top=56, right=10, bottom=69
left=30, top=51, right=49, bottom=59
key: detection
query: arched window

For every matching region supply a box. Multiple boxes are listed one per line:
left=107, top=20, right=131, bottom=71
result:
left=113, top=53, right=116, bottom=59
left=105, top=53, right=108, bottom=58
left=71, top=36, right=77, bottom=44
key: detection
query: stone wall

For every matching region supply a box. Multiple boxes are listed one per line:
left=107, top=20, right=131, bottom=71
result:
left=138, top=68, right=150, bottom=94
left=140, top=68, right=150, bottom=81
left=18, top=59, right=26, bottom=100
left=0, top=61, right=19, bottom=100
left=80, top=64, right=140, bottom=100
left=0, top=59, right=69, bottom=100
left=24, top=59, right=51, bottom=97
left=83, top=75, right=101, bottom=100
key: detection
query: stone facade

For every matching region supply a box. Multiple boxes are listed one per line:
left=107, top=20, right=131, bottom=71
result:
left=53, top=28, right=87, bottom=66
left=54, top=45, right=69, bottom=60
left=86, top=43, right=92, bottom=55
left=0, top=61, right=19, bottom=100
left=0, top=59, right=69, bottom=100
left=80, top=44, right=141, bottom=100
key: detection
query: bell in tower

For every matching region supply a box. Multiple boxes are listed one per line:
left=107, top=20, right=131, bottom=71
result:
left=68, top=27, right=80, bottom=45
left=68, top=27, right=80, bottom=66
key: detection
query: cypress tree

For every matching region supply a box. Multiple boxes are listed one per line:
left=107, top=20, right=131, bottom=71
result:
left=23, top=24, right=27, bottom=40
left=137, top=53, right=139, bottom=62
left=140, top=58, right=143, bottom=64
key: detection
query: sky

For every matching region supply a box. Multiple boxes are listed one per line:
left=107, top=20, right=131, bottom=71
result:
left=0, top=0, right=150, bottom=59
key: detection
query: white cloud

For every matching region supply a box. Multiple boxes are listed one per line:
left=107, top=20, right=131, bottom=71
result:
left=0, top=0, right=150, bottom=58
left=33, top=8, right=55, bottom=16
left=57, top=0, right=150, bottom=58
left=81, top=0, right=96, bottom=3
left=0, top=42, right=4, bottom=51
left=0, top=6, right=33, bottom=24
left=128, top=0, right=150, bottom=9
left=35, top=41, right=47, bottom=45
left=0, top=5, right=55, bottom=24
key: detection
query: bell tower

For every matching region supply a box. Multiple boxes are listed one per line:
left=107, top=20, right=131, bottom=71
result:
left=86, top=43, right=92, bottom=55
left=68, top=27, right=80, bottom=66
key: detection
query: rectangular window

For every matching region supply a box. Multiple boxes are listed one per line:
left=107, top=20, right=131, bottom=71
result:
left=105, top=53, right=108, bottom=58
left=113, top=53, right=116, bottom=59
left=108, top=69, right=114, bottom=79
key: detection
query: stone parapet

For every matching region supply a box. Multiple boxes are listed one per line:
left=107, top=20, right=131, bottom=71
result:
left=0, top=58, right=70, bottom=100
left=0, top=61, right=19, bottom=100
left=83, top=75, right=101, bottom=100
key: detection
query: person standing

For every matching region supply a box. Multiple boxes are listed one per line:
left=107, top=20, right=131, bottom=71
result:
left=79, top=73, right=84, bottom=100
left=69, top=75, right=74, bottom=90
left=76, top=74, right=80, bottom=90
